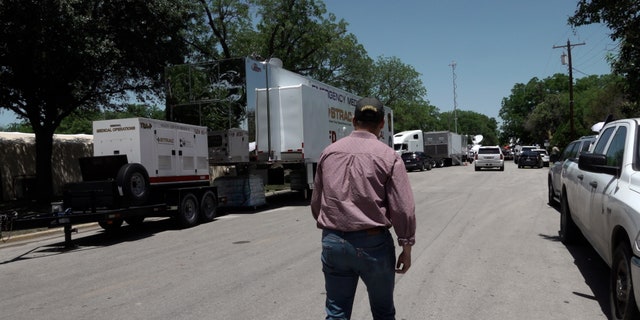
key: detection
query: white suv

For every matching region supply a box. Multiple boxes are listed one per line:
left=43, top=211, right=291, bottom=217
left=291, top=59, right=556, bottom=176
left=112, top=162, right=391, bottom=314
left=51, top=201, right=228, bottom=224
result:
left=474, top=146, right=504, bottom=171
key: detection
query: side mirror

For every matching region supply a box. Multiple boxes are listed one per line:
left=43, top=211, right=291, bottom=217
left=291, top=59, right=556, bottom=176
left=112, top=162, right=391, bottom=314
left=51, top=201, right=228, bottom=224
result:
left=578, top=153, right=618, bottom=175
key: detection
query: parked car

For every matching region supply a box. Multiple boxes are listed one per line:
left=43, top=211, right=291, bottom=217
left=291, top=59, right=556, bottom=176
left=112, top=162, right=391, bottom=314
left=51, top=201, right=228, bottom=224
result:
left=532, top=148, right=550, bottom=167
left=401, top=151, right=432, bottom=171
left=474, top=146, right=504, bottom=171
left=517, top=150, right=543, bottom=168
left=502, top=148, right=514, bottom=160
left=547, top=135, right=596, bottom=207
left=514, top=145, right=538, bottom=163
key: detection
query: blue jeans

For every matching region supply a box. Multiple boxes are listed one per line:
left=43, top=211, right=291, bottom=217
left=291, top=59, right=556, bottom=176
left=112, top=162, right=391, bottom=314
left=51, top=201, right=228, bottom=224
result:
left=321, top=228, right=396, bottom=320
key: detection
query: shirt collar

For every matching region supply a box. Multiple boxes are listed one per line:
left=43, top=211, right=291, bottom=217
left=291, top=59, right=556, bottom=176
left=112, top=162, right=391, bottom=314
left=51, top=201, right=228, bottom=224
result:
left=350, top=130, right=378, bottom=139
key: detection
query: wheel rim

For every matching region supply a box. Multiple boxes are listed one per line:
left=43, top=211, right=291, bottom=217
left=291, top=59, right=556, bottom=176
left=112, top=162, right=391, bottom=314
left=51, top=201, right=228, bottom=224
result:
left=183, top=196, right=198, bottom=221
left=613, top=256, right=632, bottom=318
left=201, top=192, right=217, bottom=219
left=130, top=173, right=146, bottom=197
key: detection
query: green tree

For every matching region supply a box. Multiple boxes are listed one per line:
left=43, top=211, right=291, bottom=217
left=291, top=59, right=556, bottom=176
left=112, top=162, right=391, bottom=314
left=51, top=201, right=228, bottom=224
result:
left=441, top=110, right=499, bottom=145
left=0, top=0, right=197, bottom=203
left=197, top=0, right=255, bottom=60
left=393, top=100, right=440, bottom=133
left=250, top=0, right=375, bottom=95
left=499, top=78, right=550, bottom=145
left=500, top=73, right=625, bottom=150
left=371, top=56, right=427, bottom=107
left=569, top=0, right=639, bottom=109
left=171, top=0, right=373, bottom=131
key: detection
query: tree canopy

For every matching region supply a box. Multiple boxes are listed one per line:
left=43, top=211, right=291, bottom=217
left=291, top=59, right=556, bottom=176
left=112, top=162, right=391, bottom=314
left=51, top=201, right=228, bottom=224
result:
left=499, top=73, right=625, bottom=149
left=570, top=0, right=640, bottom=110
left=0, top=0, right=198, bottom=202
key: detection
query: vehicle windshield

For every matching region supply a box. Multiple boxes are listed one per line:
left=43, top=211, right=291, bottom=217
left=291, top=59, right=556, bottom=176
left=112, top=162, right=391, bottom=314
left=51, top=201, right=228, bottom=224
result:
left=478, top=148, right=500, bottom=154
left=394, top=143, right=407, bottom=151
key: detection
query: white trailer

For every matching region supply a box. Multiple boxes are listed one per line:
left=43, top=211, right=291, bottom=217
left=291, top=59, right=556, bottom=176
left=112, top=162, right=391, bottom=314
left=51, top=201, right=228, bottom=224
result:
left=251, top=83, right=393, bottom=193
left=205, top=58, right=393, bottom=196
left=163, top=57, right=393, bottom=200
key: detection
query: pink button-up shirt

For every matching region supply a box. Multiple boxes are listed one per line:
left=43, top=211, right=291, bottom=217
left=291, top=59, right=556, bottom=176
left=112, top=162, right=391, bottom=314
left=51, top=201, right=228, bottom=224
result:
left=311, top=130, right=416, bottom=246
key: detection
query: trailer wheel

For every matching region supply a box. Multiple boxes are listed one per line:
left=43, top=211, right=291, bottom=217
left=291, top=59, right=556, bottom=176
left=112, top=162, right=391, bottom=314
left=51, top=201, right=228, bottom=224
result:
left=177, top=193, right=199, bottom=228
left=99, top=219, right=123, bottom=231
left=116, top=163, right=150, bottom=206
left=125, top=216, right=145, bottom=227
left=199, top=191, right=218, bottom=223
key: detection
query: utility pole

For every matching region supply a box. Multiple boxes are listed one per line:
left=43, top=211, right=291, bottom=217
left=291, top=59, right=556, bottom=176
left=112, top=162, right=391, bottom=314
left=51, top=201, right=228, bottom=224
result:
left=553, top=40, right=584, bottom=139
left=449, top=61, right=458, bottom=134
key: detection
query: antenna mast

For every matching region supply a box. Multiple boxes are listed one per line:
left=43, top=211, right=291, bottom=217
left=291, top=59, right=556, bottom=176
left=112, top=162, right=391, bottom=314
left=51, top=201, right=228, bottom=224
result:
left=449, top=61, right=458, bottom=134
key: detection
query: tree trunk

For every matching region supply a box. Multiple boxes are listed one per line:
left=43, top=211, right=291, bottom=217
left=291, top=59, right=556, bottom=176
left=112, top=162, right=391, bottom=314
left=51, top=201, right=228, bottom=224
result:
left=34, top=128, right=55, bottom=204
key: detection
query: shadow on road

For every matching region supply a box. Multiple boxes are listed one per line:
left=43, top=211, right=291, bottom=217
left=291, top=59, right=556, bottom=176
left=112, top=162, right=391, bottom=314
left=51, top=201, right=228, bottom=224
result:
left=0, top=218, right=175, bottom=264
left=0, top=190, right=311, bottom=264
left=218, top=190, right=310, bottom=215
left=565, top=241, right=611, bottom=319
left=542, top=203, right=612, bottom=319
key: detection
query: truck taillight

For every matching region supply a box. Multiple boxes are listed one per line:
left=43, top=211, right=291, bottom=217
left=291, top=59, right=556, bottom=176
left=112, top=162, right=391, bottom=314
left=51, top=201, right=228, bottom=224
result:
left=500, top=154, right=504, bottom=160
left=474, top=153, right=478, bottom=160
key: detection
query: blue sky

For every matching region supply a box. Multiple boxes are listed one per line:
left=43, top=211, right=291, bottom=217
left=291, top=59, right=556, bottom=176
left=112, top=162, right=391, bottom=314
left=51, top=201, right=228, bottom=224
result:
left=0, top=0, right=617, bottom=127
left=324, top=0, right=617, bottom=124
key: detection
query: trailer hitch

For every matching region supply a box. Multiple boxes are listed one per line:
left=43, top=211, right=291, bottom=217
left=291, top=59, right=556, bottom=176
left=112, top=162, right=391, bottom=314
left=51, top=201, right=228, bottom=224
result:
left=62, top=224, right=78, bottom=249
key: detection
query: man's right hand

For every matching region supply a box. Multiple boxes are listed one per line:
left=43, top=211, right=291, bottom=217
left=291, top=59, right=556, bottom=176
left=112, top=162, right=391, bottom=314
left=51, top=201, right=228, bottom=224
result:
left=395, top=245, right=412, bottom=274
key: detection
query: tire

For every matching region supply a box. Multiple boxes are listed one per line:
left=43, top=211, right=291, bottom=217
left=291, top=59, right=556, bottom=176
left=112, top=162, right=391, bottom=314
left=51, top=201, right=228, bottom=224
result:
left=475, top=166, right=479, bottom=171
left=610, top=243, right=640, bottom=320
left=500, top=166, right=504, bottom=171
left=124, top=216, right=145, bottom=227
left=559, top=193, right=580, bottom=244
left=116, top=163, right=150, bottom=206
left=99, top=218, right=123, bottom=231
left=548, top=179, right=558, bottom=207
left=177, top=192, right=199, bottom=228
left=199, top=190, right=218, bottom=223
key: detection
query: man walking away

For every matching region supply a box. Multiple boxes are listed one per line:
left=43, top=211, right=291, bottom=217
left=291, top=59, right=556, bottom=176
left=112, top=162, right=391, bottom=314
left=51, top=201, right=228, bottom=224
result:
left=311, top=97, right=416, bottom=320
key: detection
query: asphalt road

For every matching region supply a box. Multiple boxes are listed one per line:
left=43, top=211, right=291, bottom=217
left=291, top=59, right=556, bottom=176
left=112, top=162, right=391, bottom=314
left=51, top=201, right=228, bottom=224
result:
left=0, top=161, right=611, bottom=319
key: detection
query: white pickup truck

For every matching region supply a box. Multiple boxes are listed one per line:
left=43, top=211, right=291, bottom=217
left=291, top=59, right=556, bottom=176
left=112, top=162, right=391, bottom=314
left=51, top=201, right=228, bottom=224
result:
left=560, top=118, right=640, bottom=320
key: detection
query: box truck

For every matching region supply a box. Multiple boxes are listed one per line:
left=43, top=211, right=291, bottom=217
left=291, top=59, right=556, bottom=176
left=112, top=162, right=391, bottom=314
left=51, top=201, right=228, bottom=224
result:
left=423, top=131, right=467, bottom=167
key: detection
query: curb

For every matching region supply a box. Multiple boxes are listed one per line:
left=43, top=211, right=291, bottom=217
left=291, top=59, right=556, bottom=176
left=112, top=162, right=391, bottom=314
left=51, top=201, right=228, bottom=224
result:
left=0, top=222, right=99, bottom=247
